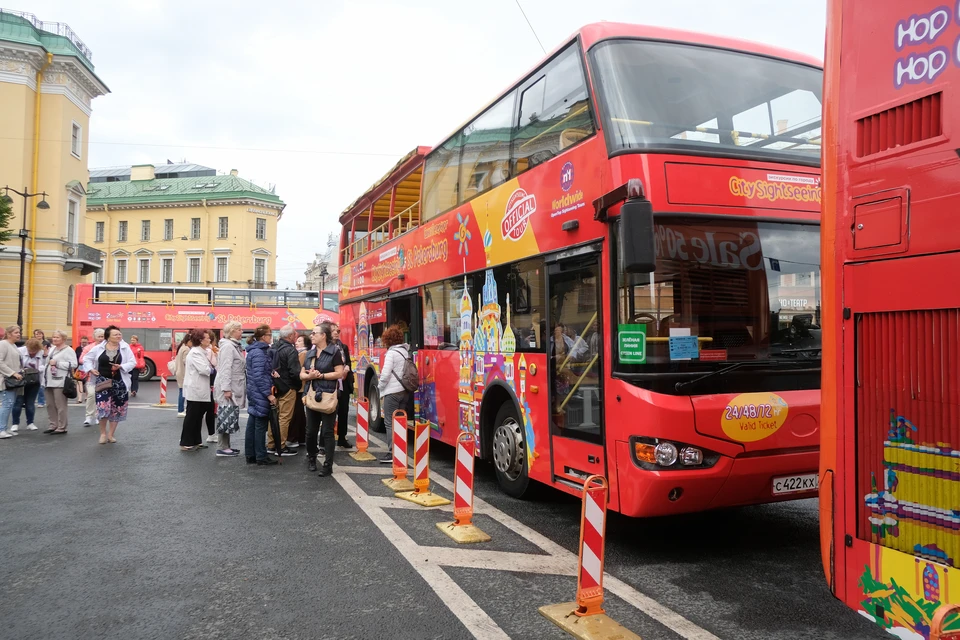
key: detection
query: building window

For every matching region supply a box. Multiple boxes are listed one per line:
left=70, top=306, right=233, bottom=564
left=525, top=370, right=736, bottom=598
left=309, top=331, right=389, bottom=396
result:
left=118, top=221, right=128, bottom=242
left=256, top=218, right=266, bottom=240
left=95, top=258, right=104, bottom=283
left=71, top=122, right=82, bottom=158
left=95, top=221, right=104, bottom=243
left=164, top=219, right=173, bottom=241
left=67, top=285, right=74, bottom=325
left=141, top=220, right=151, bottom=242
left=67, top=200, right=78, bottom=243
left=216, top=256, right=228, bottom=282
left=116, top=258, right=128, bottom=284
left=189, top=257, right=201, bottom=283
left=253, top=258, right=266, bottom=284
left=138, top=258, right=150, bottom=283
left=218, top=217, right=229, bottom=239
left=161, top=258, right=173, bottom=283
left=191, top=218, right=201, bottom=239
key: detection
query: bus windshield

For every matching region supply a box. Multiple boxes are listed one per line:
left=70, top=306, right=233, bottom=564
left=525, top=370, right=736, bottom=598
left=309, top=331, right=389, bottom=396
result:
left=590, top=39, right=822, bottom=163
left=615, top=217, right=821, bottom=389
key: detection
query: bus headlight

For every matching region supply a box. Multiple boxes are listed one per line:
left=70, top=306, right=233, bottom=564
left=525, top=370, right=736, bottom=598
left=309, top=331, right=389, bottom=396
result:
left=654, top=442, right=678, bottom=466
left=680, top=447, right=703, bottom=466
left=629, top=436, right=719, bottom=471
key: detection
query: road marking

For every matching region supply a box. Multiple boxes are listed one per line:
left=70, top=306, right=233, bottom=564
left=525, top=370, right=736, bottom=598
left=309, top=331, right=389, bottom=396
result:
left=335, top=471, right=510, bottom=640
left=336, top=435, right=720, bottom=640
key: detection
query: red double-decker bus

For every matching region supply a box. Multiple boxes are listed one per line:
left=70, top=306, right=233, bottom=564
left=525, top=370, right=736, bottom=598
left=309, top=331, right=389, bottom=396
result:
left=71, top=283, right=339, bottom=379
left=338, top=22, right=824, bottom=516
left=820, top=1, right=960, bottom=637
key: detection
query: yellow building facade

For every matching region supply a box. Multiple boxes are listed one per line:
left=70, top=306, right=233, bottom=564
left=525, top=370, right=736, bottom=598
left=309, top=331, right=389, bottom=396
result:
left=0, top=10, right=108, bottom=334
left=85, top=164, right=284, bottom=289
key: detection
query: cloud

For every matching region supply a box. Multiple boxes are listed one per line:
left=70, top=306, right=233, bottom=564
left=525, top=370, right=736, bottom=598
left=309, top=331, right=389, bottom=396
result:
left=28, top=0, right=826, bottom=287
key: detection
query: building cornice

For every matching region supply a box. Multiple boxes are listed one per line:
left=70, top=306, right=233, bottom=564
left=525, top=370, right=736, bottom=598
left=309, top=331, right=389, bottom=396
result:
left=85, top=197, right=284, bottom=212
left=0, top=43, right=108, bottom=111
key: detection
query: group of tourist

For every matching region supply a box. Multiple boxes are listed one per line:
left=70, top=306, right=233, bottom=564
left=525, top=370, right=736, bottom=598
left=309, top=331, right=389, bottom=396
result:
left=0, top=317, right=410, bottom=483
left=170, top=321, right=355, bottom=478
left=0, top=324, right=136, bottom=442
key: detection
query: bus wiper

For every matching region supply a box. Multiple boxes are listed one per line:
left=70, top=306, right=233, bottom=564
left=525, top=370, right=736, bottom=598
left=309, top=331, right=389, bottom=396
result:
left=674, top=361, right=774, bottom=393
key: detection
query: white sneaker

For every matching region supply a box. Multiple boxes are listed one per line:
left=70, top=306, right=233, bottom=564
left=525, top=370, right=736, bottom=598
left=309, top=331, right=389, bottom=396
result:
left=27, top=423, right=38, bottom=431
left=177, top=412, right=186, bottom=418
left=0, top=430, right=11, bottom=439
left=206, top=434, right=217, bottom=443
left=10, top=424, right=18, bottom=433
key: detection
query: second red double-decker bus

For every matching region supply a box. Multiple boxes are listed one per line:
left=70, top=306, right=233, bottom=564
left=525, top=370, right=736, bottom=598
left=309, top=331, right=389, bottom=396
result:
left=821, top=1, right=960, bottom=637
left=338, top=22, right=824, bottom=516
left=72, top=283, right=339, bottom=379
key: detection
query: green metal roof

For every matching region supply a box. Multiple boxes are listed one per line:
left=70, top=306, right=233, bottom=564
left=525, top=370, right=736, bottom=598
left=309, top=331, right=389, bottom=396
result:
left=86, top=174, right=284, bottom=207
left=0, top=10, right=100, bottom=77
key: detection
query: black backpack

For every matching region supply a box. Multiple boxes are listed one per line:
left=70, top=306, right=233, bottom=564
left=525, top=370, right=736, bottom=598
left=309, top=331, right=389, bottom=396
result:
left=390, top=347, right=419, bottom=392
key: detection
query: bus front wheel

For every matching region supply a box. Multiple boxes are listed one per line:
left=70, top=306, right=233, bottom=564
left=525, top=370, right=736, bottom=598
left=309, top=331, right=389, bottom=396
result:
left=492, top=402, right=531, bottom=499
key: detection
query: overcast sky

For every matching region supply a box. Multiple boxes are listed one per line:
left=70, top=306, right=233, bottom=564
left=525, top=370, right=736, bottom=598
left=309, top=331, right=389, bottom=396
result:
left=27, top=0, right=827, bottom=289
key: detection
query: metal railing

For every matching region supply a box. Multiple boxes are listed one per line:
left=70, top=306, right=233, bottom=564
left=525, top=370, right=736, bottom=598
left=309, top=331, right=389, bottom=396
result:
left=0, top=9, right=93, bottom=61
left=342, top=200, right=420, bottom=264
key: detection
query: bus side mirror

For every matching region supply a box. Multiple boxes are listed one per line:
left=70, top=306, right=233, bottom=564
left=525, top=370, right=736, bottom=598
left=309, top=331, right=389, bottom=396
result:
left=620, top=198, right=656, bottom=273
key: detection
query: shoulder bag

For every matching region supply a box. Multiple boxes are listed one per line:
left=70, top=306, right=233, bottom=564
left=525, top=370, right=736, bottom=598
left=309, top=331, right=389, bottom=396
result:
left=62, top=370, right=78, bottom=399
left=303, top=350, right=338, bottom=414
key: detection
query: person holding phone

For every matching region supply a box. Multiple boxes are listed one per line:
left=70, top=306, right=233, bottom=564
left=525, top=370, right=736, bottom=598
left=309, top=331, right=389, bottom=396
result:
left=83, top=325, right=136, bottom=445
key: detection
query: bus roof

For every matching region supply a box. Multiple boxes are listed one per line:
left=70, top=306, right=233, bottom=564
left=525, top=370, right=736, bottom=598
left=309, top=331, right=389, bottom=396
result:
left=339, top=146, right=430, bottom=226
left=336, top=22, right=823, bottom=230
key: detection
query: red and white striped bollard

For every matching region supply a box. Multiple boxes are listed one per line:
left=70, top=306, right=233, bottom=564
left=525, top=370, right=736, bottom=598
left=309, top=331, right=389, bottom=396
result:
left=396, top=420, right=450, bottom=506
left=436, top=431, right=490, bottom=543
left=350, top=396, right=376, bottom=461
left=382, top=410, right=414, bottom=491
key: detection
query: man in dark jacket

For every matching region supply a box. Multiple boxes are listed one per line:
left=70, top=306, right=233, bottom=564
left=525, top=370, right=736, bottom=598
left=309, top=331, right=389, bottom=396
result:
left=244, top=327, right=277, bottom=465
left=332, top=323, right=354, bottom=448
left=269, top=325, right=301, bottom=456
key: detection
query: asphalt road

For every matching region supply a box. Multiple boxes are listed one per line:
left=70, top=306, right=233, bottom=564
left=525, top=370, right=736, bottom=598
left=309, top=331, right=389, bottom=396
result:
left=0, top=381, right=890, bottom=640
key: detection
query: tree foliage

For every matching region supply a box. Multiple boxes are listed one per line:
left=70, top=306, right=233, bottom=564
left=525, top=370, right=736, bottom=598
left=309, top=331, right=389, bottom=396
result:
left=0, top=193, right=13, bottom=244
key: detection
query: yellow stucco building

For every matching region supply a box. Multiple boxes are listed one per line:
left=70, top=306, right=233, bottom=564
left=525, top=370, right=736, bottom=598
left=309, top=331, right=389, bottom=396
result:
left=85, top=163, right=284, bottom=289
left=0, top=10, right=108, bottom=333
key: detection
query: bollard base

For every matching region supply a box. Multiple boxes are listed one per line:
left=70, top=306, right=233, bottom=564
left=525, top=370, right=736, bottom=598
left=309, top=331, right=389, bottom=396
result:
left=151, top=403, right=171, bottom=408
left=382, top=477, right=415, bottom=492
left=350, top=451, right=377, bottom=462
left=539, top=603, right=642, bottom=640
left=396, top=490, right=451, bottom=507
left=436, top=521, right=491, bottom=544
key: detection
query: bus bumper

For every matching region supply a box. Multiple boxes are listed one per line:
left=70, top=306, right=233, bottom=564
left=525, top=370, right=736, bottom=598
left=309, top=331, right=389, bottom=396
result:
left=614, top=441, right=819, bottom=518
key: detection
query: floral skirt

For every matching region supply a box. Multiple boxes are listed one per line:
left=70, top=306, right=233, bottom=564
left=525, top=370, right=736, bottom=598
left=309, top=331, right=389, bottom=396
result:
left=95, top=377, right=129, bottom=423
left=216, top=403, right=240, bottom=434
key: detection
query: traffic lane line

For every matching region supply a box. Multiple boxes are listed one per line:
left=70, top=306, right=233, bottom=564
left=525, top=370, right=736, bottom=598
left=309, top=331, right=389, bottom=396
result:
left=336, top=461, right=719, bottom=640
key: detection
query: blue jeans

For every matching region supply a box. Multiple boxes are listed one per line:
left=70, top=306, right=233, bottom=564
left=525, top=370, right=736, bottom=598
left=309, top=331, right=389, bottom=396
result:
left=244, top=415, right=268, bottom=461
left=37, top=385, right=45, bottom=406
left=177, top=387, right=185, bottom=412
left=12, top=384, right=40, bottom=426
left=0, top=390, right=15, bottom=431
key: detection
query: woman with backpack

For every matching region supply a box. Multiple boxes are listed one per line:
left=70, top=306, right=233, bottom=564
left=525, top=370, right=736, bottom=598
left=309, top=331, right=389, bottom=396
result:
left=377, top=324, right=411, bottom=464
left=300, top=322, right=344, bottom=477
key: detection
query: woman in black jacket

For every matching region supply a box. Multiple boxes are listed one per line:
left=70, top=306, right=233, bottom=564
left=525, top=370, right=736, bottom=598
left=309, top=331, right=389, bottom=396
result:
left=300, top=323, right=344, bottom=477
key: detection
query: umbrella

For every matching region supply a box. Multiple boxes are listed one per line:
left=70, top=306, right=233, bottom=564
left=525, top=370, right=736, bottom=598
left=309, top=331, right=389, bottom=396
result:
left=269, top=385, right=283, bottom=465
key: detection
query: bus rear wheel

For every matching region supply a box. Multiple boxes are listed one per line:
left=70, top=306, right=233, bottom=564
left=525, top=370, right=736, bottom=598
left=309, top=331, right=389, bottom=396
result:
left=492, top=403, right=531, bottom=499
left=139, top=359, right=156, bottom=381
left=368, top=379, right=385, bottom=433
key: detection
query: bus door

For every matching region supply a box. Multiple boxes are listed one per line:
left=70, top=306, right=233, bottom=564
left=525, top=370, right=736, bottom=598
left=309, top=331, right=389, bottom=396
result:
left=386, top=292, right=423, bottom=419
left=546, top=248, right=606, bottom=488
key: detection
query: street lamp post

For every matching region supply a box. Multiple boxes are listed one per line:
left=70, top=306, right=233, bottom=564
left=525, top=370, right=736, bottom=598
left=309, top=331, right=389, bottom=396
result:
left=319, top=263, right=328, bottom=291
left=2, top=187, right=50, bottom=329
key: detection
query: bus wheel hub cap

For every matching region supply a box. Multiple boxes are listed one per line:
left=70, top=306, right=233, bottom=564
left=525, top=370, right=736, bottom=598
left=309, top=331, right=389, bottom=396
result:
left=493, top=418, right=523, bottom=481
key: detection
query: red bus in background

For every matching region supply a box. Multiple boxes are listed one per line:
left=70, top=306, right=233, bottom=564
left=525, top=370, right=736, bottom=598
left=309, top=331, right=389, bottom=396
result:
left=820, top=1, right=960, bottom=637
left=339, top=22, right=824, bottom=517
left=71, top=283, right=339, bottom=380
